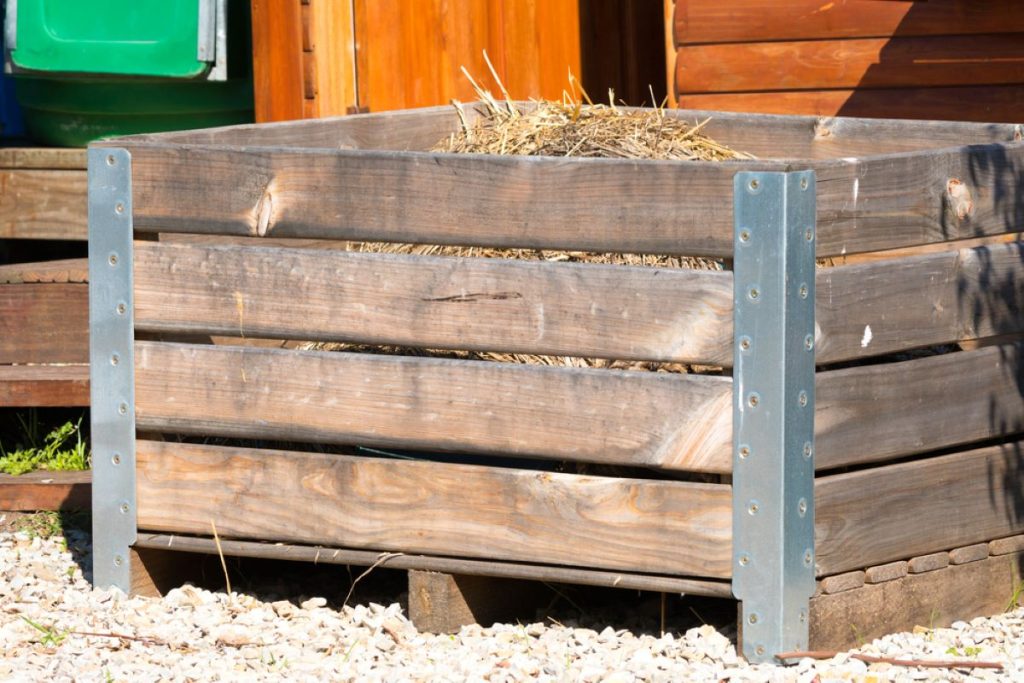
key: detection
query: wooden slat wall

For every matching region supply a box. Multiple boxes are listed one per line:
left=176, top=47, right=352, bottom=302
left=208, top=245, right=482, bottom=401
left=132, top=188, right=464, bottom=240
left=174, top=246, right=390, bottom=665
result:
left=0, top=284, right=89, bottom=364
left=670, top=0, right=1024, bottom=122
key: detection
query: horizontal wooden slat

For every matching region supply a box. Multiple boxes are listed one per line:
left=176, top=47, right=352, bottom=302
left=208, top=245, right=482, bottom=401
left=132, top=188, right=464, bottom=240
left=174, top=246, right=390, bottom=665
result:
left=816, top=344, right=1024, bottom=470
left=0, top=148, right=87, bottom=170
left=0, top=258, right=89, bottom=284
left=135, top=532, right=734, bottom=597
left=815, top=442, right=1024, bottom=575
left=677, top=86, right=1024, bottom=124
left=0, top=284, right=89, bottom=364
left=119, top=136, right=1024, bottom=258
left=135, top=241, right=1024, bottom=365
left=121, top=142, right=784, bottom=258
left=133, top=242, right=734, bottom=365
left=135, top=440, right=732, bottom=577
left=0, top=365, right=89, bottom=407
left=675, top=0, right=1024, bottom=45
left=0, top=170, right=87, bottom=240
left=0, top=470, right=90, bottom=511
left=677, top=35, right=1024, bottom=94
left=817, top=243, right=1024, bottom=363
left=134, top=341, right=732, bottom=471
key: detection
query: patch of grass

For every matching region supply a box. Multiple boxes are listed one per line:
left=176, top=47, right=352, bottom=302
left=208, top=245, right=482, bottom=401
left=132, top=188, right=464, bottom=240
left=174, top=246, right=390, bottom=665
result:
left=0, top=411, right=89, bottom=476
left=12, top=510, right=89, bottom=539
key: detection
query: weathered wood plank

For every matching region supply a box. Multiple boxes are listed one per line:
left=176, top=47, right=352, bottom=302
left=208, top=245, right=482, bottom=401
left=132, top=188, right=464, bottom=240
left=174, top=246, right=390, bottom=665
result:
left=678, top=35, right=1024, bottom=94
left=117, top=136, right=1024, bottom=258
left=0, top=365, right=89, bottom=407
left=0, top=148, right=86, bottom=170
left=133, top=242, right=734, bottom=365
left=816, top=243, right=1024, bottom=363
left=815, top=442, right=1024, bottom=575
left=135, top=240, right=1024, bottom=366
left=675, top=0, right=1024, bottom=45
left=809, top=550, right=1023, bottom=652
left=134, top=440, right=733, bottom=577
left=0, top=284, right=89, bottom=364
left=677, top=86, right=1024, bottom=125
left=134, top=532, right=735, bottom=596
left=816, top=344, right=1024, bottom=470
left=0, top=170, right=87, bottom=240
left=0, top=258, right=89, bottom=284
left=134, top=341, right=732, bottom=471
left=0, top=470, right=90, bottom=511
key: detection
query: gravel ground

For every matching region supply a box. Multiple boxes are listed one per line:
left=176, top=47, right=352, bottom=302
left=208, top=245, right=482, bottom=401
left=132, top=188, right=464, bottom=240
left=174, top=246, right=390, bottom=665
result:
left=1, top=526, right=1022, bottom=682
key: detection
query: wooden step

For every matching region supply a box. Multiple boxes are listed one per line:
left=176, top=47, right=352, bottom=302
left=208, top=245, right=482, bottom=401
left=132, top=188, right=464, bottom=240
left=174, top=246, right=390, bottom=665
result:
left=0, top=470, right=90, bottom=511
left=0, top=364, right=89, bottom=406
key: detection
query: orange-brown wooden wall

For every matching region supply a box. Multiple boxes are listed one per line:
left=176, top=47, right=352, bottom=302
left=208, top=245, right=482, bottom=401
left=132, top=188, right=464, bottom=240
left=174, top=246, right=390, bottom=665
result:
left=669, top=0, right=1024, bottom=122
left=252, top=0, right=665, bottom=122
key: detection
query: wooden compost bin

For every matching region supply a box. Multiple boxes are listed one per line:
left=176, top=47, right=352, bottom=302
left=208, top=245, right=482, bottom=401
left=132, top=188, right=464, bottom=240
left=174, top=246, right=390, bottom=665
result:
left=90, top=106, right=1024, bottom=656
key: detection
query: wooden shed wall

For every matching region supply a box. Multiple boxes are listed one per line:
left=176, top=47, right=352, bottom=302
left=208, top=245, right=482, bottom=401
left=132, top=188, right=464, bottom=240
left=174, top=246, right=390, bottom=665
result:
left=669, top=0, right=1024, bottom=122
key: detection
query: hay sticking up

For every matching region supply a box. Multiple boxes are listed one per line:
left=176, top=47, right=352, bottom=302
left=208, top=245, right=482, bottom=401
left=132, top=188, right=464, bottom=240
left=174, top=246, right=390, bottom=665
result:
left=432, top=68, right=753, bottom=162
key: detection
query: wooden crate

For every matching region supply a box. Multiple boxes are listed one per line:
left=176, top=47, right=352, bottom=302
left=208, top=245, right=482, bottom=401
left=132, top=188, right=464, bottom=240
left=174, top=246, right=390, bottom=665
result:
left=91, top=107, right=1024, bottom=657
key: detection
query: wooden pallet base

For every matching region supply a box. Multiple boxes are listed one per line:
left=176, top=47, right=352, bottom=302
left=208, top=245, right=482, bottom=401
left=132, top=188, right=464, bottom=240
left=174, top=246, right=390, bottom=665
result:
left=125, top=533, right=1024, bottom=654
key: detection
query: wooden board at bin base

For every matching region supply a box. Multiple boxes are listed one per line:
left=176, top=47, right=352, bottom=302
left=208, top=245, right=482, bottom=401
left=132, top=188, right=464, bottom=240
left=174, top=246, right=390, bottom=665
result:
left=408, top=570, right=550, bottom=634
left=0, top=470, right=90, bottom=511
left=815, top=442, right=1024, bottom=576
left=134, top=440, right=733, bottom=578
left=809, top=551, right=1023, bottom=652
left=0, top=170, right=87, bottom=241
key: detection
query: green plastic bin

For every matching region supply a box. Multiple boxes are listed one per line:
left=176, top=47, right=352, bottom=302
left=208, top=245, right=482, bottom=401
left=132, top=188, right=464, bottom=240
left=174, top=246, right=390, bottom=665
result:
left=8, top=0, right=253, bottom=146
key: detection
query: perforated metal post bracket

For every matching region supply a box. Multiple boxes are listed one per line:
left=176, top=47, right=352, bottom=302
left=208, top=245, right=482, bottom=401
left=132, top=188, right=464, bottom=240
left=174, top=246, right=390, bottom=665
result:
left=732, top=171, right=816, bottom=663
left=89, top=148, right=136, bottom=592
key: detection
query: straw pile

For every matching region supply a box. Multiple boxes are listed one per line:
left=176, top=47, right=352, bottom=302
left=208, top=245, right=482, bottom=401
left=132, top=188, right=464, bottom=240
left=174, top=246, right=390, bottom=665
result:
left=310, top=67, right=752, bottom=374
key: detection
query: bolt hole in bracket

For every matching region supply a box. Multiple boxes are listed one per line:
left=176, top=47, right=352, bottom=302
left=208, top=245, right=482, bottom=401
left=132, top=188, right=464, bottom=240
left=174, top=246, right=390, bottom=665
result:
left=732, top=171, right=816, bottom=663
left=88, top=148, right=137, bottom=592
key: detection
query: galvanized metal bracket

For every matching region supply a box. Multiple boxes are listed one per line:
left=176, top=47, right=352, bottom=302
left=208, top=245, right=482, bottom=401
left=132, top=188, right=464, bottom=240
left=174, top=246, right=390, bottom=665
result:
left=732, top=170, right=817, bottom=663
left=89, top=148, right=137, bottom=592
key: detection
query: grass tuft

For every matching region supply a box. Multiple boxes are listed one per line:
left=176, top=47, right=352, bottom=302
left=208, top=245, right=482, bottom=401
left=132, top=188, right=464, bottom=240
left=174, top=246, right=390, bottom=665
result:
left=0, top=411, right=89, bottom=476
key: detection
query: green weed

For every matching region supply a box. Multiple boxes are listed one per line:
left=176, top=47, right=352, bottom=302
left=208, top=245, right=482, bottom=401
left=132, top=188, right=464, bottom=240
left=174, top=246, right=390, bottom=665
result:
left=946, top=645, right=983, bottom=657
left=0, top=413, right=89, bottom=476
left=1008, top=580, right=1024, bottom=612
left=20, top=616, right=68, bottom=647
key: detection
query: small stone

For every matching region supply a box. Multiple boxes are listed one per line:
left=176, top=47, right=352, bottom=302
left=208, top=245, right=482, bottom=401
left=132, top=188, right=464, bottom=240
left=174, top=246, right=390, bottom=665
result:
left=820, top=570, right=866, bottom=594
left=949, top=543, right=989, bottom=565
left=990, top=535, right=1024, bottom=556
left=865, top=561, right=909, bottom=584
left=908, top=552, right=950, bottom=574
left=300, top=597, right=327, bottom=610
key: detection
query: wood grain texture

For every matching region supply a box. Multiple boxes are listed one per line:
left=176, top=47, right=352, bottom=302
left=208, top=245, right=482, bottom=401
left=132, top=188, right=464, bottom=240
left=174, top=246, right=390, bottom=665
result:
left=815, top=442, right=1024, bottom=575
left=809, top=551, right=1023, bottom=652
left=677, top=35, right=1024, bottom=94
left=353, top=0, right=579, bottom=113
left=816, top=344, right=1024, bottom=470
left=677, top=86, right=1024, bottom=124
left=251, top=0, right=305, bottom=122
left=0, top=470, right=90, bottom=511
left=134, top=440, right=733, bottom=577
left=0, top=365, right=89, bottom=407
left=407, top=571, right=549, bottom=633
left=0, top=284, right=89, bottom=364
left=134, top=533, right=735, bottom=596
left=0, top=148, right=86, bottom=170
left=130, top=103, right=1022, bottom=158
left=134, top=341, right=732, bottom=471
left=0, top=258, right=88, bottom=284
left=0, top=170, right=87, bottom=240
left=133, top=242, right=734, bottom=365
left=307, top=0, right=356, bottom=117
left=117, top=136, right=1024, bottom=258
left=674, top=0, right=1024, bottom=45
left=816, top=243, right=1024, bottom=363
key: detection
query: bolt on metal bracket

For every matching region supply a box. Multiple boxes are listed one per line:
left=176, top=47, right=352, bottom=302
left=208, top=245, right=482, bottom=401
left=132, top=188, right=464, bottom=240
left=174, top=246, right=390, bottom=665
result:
left=732, top=171, right=817, bottom=663
left=89, top=148, right=137, bottom=592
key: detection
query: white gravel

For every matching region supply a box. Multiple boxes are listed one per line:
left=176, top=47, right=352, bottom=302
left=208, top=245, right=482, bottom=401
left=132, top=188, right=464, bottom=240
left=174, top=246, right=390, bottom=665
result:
left=2, top=528, right=1022, bottom=682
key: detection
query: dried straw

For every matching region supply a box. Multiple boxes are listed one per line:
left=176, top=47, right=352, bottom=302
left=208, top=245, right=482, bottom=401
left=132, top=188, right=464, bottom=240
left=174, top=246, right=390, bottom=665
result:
left=317, top=65, right=752, bottom=374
